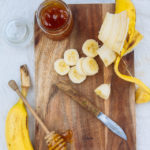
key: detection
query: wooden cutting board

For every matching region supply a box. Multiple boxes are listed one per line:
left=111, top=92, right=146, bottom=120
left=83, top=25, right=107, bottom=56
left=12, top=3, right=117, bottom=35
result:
left=34, top=4, right=136, bottom=150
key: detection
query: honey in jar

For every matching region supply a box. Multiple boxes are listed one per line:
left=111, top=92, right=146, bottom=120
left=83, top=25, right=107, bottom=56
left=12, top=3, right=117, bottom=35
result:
left=36, top=0, right=73, bottom=40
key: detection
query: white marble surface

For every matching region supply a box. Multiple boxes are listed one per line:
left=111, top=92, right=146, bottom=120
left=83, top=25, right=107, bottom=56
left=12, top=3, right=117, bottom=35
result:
left=0, top=0, right=150, bottom=149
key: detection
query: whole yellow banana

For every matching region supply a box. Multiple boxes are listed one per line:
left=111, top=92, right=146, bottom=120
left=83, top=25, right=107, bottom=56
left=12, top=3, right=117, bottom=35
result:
left=5, top=65, right=34, bottom=150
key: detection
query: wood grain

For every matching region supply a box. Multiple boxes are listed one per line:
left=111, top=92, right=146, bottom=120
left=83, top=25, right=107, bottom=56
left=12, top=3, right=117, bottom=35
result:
left=34, top=4, right=136, bottom=150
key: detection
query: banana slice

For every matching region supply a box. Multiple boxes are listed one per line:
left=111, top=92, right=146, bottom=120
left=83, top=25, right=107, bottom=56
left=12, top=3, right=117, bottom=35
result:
left=54, top=59, right=70, bottom=75
left=97, top=45, right=116, bottom=67
left=76, top=57, right=86, bottom=75
left=64, top=49, right=79, bottom=66
left=68, top=66, right=86, bottom=84
left=95, top=84, right=111, bottom=100
left=82, top=39, right=99, bottom=57
left=82, top=57, right=99, bottom=76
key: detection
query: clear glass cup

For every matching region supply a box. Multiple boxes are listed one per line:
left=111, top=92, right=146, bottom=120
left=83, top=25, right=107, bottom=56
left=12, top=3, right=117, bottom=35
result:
left=3, top=18, right=33, bottom=47
left=36, top=0, right=73, bottom=40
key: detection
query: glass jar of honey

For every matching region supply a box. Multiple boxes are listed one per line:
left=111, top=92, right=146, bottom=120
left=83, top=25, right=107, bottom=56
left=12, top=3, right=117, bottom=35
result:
left=36, top=0, right=73, bottom=40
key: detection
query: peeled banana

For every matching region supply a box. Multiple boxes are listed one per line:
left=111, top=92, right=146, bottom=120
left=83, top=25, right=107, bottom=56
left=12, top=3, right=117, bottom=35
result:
left=95, top=84, right=111, bottom=100
left=5, top=65, right=33, bottom=150
left=97, top=45, right=116, bottom=67
left=82, top=39, right=99, bottom=57
left=54, top=59, right=70, bottom=75
left=68, top=66, right=86, bottom=84
left=116, top=0, right=143, bottom=55
left=98, top=11, right=129, bottom=54
left=64, top=49, right=79, bottom=66
left=82, top=57, right=99, bottom=76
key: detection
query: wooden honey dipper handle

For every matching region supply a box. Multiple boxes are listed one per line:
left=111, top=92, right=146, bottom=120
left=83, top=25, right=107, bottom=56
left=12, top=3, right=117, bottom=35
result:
left=56, top=81, right=100, bottom=117
left=8, top=80, right=50, bottom=135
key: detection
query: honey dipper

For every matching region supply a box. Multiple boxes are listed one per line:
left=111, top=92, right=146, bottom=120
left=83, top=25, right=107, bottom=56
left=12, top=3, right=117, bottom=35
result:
left=8, top=80, right=70, bottom=150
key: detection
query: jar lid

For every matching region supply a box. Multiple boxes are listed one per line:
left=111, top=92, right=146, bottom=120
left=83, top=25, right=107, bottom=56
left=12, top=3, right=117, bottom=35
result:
left=3, top=18, right=33, bottom=47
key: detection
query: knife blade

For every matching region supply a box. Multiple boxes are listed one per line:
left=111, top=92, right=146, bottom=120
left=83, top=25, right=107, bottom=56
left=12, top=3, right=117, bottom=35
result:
left=55, top=81, right=127, bottom=141
left=97, top=112, right=127, bottom=140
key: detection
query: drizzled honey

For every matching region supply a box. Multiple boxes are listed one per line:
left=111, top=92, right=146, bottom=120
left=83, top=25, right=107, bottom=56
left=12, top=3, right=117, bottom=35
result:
left=37, top=0, right=73, bottom=40
left=62, top=129, right=73, bottom=143
left=48, top=130, right=73, bottom=150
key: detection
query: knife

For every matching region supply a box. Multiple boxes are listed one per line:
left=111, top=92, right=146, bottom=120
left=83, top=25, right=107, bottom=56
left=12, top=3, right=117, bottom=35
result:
left=55, top=81, right=127, bottom=141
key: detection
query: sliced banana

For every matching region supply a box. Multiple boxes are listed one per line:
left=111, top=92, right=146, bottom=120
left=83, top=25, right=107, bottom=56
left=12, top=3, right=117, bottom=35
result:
left=95, top=84, right=111, bottom=100
left=97, top=45, right=116, bottom=67
left=82, top=57, right=99, bottom=76
left=68, top=66, right=86, bottom=84
left=82, top=39, right=99, bottom=57
left=76, top=57, right=86, bottom=75
left=64, top=49, right=79, bottom=66
left=54, top=59, right=70, bottom=76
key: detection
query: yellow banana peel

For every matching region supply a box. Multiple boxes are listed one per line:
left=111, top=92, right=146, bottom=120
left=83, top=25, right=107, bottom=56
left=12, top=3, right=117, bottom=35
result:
left=115, top=0, right=144, bottom=55
left=115, top=0, right=135, bottom=52
left=115, top=0, right=150, bottom=103
left=5, top=65, right=34, bottom=150
left=123, top=30, right=143, bottom=55
left=136, top=87, right=150, bottom=104
left=114, top=52, right=150, bottom=95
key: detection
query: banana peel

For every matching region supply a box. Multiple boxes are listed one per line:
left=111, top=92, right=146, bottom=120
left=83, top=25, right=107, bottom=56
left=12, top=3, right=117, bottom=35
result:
left=5, top=65, right=34, bottom=150
left=115, top=0, right=144, bottom=55
left=115, top=0, right=136, bottom=48
left=123, top=30, right=143, bottom=55
left=114, top=49, right=150, bottom=95
left=136, top=87, right=150, bottom=104
left=115, top=0, right=150, bottom=103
